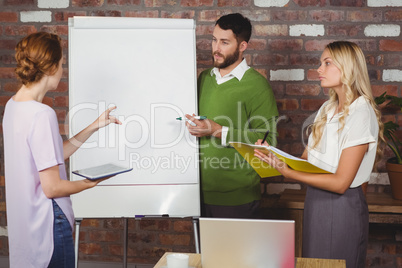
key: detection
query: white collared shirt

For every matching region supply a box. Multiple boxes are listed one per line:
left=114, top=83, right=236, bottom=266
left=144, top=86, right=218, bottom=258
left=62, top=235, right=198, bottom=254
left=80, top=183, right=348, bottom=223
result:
left=211, top=58, right=250, bottom=85
left=307, top=96, right=378, bottom=187
left=210, top=59, right=250, bottom=144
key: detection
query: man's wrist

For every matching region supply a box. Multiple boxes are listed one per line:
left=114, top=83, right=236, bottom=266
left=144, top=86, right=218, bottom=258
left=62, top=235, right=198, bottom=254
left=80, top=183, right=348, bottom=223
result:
left=210, top=125, right=221, bottom=138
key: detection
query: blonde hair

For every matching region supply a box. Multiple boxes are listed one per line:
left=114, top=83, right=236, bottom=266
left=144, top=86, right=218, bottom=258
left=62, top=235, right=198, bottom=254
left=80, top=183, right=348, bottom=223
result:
left=310, top=41, right=385, bottom=167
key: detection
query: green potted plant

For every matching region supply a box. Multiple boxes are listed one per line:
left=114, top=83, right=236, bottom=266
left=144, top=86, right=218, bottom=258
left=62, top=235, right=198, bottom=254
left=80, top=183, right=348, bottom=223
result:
left=375, top=92, right=402, bottom=200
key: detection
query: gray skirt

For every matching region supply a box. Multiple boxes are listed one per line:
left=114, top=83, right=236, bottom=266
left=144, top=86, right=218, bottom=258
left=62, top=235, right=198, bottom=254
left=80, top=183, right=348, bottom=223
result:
left=302, top=185, right=369, bottom=268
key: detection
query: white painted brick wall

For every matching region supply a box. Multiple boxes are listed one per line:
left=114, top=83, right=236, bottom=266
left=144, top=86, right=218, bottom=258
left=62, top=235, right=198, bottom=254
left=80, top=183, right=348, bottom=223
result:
left=364, top=24, right=401, bottom=37
left=254, top=0, right=290, bottom=7
left=266, top=183, right=301, bottom=195
left=38, top=0, right=69, bottom=8
left=368, top=0, right=402, bottom=7
left=383, top=69, right=402, bottom=82
left=270, top=69, right=304, bottom=81
left=254, top=25, right=288, bottom=36
left=289, top=24, right=325, bottom=37
left=0, top=226, right=7, bottom=237
left=20, top=11, right=52, bottom=22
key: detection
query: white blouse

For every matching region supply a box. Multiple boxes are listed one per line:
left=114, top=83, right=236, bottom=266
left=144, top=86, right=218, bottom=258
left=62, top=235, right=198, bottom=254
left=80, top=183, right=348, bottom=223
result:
left=308, top=96, right=379, bottom=188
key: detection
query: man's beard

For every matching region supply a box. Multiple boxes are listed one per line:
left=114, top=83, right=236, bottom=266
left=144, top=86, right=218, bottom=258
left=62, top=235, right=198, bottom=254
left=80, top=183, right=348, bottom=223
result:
left=212, top=48, right=240, bottom=69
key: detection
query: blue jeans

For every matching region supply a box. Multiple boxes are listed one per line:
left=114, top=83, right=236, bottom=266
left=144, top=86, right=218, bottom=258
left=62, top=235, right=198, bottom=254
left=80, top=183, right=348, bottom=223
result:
left=48, top=199, right=75, bottom=268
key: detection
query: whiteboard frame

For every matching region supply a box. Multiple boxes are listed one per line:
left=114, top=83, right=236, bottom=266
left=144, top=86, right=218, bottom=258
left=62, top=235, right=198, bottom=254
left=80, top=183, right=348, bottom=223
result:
left=68, top=16, right=200, bottom=218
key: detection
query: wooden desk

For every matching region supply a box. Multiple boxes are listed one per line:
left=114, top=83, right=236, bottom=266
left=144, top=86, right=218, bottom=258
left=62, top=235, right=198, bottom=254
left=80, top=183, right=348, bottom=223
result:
left=295, top=258, right=345, bottom=268
left=154, top=252, right=346, bottom=268
left=154, top=253, right=202, bottom=268
left=277, top=189, right=402, bottom=256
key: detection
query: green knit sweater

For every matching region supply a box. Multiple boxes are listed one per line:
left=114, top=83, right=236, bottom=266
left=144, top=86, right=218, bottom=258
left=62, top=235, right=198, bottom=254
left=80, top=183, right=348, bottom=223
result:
left=198, top=67, right=278, bottom=206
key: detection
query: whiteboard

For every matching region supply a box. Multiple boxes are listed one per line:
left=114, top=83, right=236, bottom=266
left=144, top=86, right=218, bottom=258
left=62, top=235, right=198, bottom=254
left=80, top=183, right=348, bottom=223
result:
left=68, top=17, right=200, bottom=218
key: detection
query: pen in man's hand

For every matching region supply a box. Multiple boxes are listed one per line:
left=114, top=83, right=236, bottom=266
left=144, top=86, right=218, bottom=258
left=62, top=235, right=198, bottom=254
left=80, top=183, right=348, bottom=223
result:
left=176, top=116, right=207, bottom=127
left=261, top=130, right=270, bottom=144
left=176, top=116, right=207, bottom=121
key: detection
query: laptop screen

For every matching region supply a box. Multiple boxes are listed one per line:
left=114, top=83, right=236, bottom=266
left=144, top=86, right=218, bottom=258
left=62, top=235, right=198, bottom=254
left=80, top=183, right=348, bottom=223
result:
left=199, top=218, right=295, bottom=268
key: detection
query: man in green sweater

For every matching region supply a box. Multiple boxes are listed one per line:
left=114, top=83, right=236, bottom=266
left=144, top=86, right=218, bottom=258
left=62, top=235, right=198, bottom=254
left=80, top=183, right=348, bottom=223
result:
left=186, top=13, right=278, bottom=218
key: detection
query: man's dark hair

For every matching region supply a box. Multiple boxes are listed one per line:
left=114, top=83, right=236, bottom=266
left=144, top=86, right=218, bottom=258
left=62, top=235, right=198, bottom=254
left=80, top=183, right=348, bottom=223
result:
left=216, top=13, right=252, bottom=43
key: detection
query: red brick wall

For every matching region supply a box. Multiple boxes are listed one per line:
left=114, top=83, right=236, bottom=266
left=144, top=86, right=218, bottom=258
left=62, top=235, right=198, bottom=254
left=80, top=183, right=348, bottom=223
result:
left=76, top=217, right=197, bottom=264
left=0, top=0, right=401, bottom=266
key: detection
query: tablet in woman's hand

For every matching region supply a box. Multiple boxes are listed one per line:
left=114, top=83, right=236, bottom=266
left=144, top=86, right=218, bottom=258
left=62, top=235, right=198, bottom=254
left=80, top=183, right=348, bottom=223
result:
left=72, top=163, right=132, bottom=180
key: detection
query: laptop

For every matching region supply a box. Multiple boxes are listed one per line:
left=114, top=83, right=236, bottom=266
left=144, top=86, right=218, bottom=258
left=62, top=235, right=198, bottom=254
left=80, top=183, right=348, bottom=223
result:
left=199, top=218, right=295, bottom=268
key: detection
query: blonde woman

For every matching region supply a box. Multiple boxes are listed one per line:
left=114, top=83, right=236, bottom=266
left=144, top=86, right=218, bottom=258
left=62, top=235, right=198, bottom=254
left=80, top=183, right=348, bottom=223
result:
left=254, top=41, right=384, bottom=267
left=3, top=32, right=121, bottom=267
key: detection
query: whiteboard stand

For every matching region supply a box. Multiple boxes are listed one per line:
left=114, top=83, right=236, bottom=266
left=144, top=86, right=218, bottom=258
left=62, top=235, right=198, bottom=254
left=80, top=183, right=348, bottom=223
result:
left=193, top=217, right=200, bottom=253
left=74, top=218, right=82, bottom=268
left=69, top=16, right=201, bottom=267
left=74, top=216, right=200, bottom=268
left=123, top=218, right=128, bottom=268
left=68, top=16, right=201, bottom=223
left=74, top=218, right=128, bottom=268
left=74, top=217, right=129, bottom=268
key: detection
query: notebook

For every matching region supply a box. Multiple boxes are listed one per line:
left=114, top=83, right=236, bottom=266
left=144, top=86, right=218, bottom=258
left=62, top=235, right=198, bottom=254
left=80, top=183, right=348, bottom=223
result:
left=199, top=218, right=295, bottom=268
left=229, top=142, right=331, bottom=178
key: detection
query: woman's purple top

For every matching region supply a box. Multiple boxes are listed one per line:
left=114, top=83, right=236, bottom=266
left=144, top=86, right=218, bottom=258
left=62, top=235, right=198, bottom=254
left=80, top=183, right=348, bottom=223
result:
left=3, top=98, right=74, bottom=268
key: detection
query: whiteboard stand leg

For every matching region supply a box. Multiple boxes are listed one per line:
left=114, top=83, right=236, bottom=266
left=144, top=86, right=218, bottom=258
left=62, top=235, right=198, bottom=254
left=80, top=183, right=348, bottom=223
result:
left=123, top=218, right=128, bottom=268
left=192, top=217, right=200, bottom=253
left=74, top=218, right=83, bottom=268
